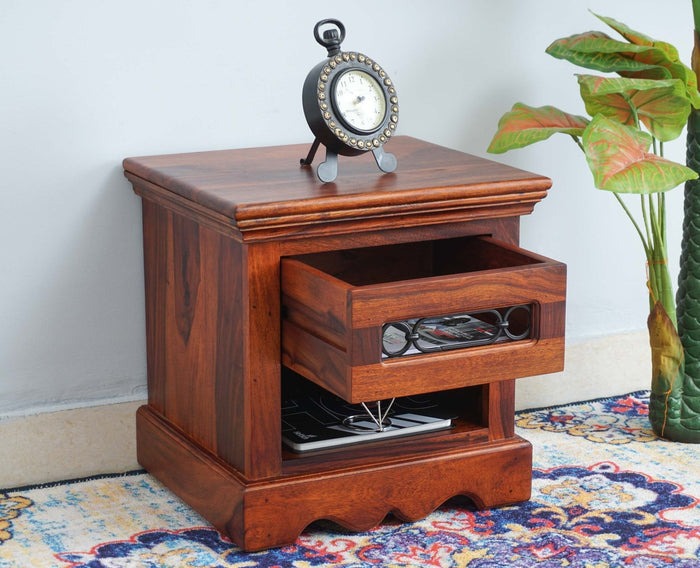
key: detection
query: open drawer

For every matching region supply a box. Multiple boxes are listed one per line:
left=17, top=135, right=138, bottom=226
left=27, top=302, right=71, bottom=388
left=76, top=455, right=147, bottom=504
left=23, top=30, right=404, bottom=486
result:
left=281, top=236, right=566, bottom=403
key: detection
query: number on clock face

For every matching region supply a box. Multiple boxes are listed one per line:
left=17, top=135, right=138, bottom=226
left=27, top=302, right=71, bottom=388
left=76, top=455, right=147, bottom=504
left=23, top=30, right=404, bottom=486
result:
left=333, top=69, right=387, bottom=133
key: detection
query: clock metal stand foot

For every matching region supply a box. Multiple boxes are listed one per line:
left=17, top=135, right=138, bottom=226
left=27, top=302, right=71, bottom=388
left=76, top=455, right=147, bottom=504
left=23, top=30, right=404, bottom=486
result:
left=300, top=138, right=321, bottom=167
left=300, top=139, right=338, bottom=183
left=372, top=147, right=397, bottom=174
left=301, top=139, right=396, bottom=183
left=316, top=149, right=338, bottom=183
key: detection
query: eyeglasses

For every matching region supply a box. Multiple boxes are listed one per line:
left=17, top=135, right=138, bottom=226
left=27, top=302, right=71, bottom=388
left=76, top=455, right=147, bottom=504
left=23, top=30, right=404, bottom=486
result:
left=381, top=305, right=531, bottom=358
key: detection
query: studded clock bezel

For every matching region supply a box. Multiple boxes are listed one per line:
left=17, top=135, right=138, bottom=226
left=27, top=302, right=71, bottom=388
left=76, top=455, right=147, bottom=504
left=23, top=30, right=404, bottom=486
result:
left=315, top=51, right=399, bottom=152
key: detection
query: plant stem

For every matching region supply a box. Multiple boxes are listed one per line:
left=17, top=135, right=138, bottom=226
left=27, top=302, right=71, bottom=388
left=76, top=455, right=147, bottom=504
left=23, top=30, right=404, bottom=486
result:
left=658, top=142, right=667, bottom=243
left=572, top=131, right=675, bottom=325
left=614, top=194, right=650, bottom=256
left=641, top=194, right=654, bottom=254
left=646, top=187, right=676, bottom=327
left=570, top=134, right=585, bottom=152
left=659, top=192, right=666, bottom=247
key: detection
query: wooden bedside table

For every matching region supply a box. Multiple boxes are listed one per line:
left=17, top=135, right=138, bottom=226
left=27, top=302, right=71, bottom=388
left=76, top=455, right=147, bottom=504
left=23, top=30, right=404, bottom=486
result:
left=123, top=136, right=566, bottom=551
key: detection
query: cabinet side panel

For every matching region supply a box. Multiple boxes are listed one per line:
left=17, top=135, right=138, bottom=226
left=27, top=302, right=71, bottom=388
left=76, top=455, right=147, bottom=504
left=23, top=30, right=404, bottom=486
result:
left=214, top=236, right=245, bottom=467
left=141, top=196, right=281, bottom=477
left=141, top=204, right=242, bottom=454
left=159, top=212, right=218, bottom=450
left=142, top=199, right=168, bottom=413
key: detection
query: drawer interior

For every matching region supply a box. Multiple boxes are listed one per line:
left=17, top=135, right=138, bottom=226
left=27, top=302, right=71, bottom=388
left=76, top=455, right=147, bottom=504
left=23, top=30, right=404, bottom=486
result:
left=290, top=236, right=542, bottom=286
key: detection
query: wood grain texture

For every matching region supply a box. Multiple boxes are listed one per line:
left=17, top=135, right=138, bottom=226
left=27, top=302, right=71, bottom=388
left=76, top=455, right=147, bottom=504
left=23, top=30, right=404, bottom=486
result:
left=124, top=136, right=551, bottom=242
left=126, top=137, right=563, bottom=551
left=238, top=241, right=283, bottom=478
left=137, top=404, right=532, bottom=551
left=484, top=380, right=517, bottom=440
left=140, top=203, right=281, bottom=478
left=141, top=205, right=226, bottom=458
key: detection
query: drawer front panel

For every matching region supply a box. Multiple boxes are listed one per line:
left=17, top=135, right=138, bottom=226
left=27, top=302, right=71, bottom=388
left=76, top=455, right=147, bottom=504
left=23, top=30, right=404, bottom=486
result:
left=349, top=336, right=565, bottom=402
left=349, top=263, right=565, bottom=328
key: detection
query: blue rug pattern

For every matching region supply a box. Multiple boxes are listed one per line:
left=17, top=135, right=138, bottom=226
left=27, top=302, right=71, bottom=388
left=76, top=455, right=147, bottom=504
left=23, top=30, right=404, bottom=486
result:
left=1, top=391, right=698, bottom=567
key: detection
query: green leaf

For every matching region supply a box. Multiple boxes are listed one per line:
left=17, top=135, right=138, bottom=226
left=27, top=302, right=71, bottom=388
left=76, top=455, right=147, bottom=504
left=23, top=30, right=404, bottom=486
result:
left=487, top=103, right=589, bottom=154
left=578, top=75, right=691, bottom=141
left=546, top=31, right=672, bottom=74
left=619, top=60, right=700, bottom=110
left=582, top=115, right=698, bottom=193
left=658, top=62, right=700, bottom=110
left=617, top=66, right=672, bottom=80
left=595, top=11, right=700, bottom=110
left=547, top=15, right=700, bottom=110
left=593, top=12, right=680, bottom=62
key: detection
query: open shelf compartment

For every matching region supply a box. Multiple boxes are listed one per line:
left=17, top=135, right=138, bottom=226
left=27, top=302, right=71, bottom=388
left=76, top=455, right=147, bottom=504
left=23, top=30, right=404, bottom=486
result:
left=280, top=368, right=491, bottom=475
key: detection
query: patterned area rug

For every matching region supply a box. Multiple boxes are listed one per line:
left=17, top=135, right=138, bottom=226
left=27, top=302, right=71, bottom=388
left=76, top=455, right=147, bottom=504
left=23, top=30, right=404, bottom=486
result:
left=1, top=391, right=698, bottom=567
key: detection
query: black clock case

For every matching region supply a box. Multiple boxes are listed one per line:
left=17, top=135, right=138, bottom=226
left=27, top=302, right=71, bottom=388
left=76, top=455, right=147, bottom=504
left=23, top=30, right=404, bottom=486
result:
left=302, top=58, right=367, bottom=157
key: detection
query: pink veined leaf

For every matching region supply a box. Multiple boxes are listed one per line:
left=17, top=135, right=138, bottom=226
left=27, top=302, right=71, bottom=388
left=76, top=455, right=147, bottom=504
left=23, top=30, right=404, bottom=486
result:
left=578, top=74, right=691, bottom=141
left=592, top=12, right=679, bottom=61
left=547, top=16, right=700, bottom=109
left=582, top=115, right=698, bottom=193
left=487, top=103, right=589, bottom=154
left=590, top=13, right=700, bottom=109
left=547, top=31, right=671, bottom=73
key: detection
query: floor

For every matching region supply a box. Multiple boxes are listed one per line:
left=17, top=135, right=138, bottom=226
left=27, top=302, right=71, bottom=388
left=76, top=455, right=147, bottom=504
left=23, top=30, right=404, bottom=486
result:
left=0, top=330, right=651, bottom=491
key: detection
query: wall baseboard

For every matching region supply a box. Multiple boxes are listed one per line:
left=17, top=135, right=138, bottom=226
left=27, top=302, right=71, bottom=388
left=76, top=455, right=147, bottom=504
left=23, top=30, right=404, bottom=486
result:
left=0, top=331, right=651, bottom=490
left=0, top=401, right=143, bottom=490
left=516, top=330, right=650, bottom=410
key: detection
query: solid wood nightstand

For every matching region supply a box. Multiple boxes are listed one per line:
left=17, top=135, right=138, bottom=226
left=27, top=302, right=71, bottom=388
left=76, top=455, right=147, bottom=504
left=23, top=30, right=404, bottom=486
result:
left=123, top=136, right=566, bottom=551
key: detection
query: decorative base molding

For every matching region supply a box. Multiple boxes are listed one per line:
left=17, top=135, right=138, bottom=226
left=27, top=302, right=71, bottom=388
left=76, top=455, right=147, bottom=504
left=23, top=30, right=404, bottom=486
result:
left=137, top=404, right=532, bottom=551
left=0, top=331, right=650, bottom=490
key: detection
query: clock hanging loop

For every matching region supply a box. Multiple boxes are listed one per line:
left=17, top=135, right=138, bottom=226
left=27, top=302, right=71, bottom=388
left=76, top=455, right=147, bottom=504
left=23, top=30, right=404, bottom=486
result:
left=300, top=19, right=399, bottom=183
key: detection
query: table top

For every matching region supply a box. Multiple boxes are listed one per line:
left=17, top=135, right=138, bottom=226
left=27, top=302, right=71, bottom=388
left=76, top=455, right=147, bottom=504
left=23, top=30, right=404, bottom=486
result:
left=124, top=136, right=551, bottom=237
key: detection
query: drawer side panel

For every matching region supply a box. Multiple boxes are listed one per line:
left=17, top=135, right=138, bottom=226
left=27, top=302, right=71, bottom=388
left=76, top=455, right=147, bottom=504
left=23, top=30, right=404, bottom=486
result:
left=282, top=258, right=350, bottom=349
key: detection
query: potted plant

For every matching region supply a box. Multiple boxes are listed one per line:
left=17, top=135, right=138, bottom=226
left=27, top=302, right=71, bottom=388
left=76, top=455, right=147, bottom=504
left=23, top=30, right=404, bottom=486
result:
left=488, top=11, right=700, bottom=442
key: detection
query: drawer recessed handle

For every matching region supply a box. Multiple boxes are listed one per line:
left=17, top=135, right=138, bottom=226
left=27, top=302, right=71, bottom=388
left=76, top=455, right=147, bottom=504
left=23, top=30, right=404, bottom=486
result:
left=381, top=305, right=531, bottom=359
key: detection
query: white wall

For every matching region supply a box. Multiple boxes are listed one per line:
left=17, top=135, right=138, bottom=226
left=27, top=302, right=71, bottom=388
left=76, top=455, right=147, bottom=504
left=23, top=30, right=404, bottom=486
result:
left=1, top=0, right=694, bottom=416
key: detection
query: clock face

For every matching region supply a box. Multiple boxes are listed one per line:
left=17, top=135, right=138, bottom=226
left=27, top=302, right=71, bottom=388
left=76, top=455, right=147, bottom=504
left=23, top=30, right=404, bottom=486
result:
left=333, top=69, right=387, bottom=133
left=302, top=50, right=398, bottom=155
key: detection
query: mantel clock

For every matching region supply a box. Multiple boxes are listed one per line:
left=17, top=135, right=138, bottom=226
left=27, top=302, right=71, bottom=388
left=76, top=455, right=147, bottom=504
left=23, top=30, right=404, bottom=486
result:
left=301, top=19, right=399, bottom=182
